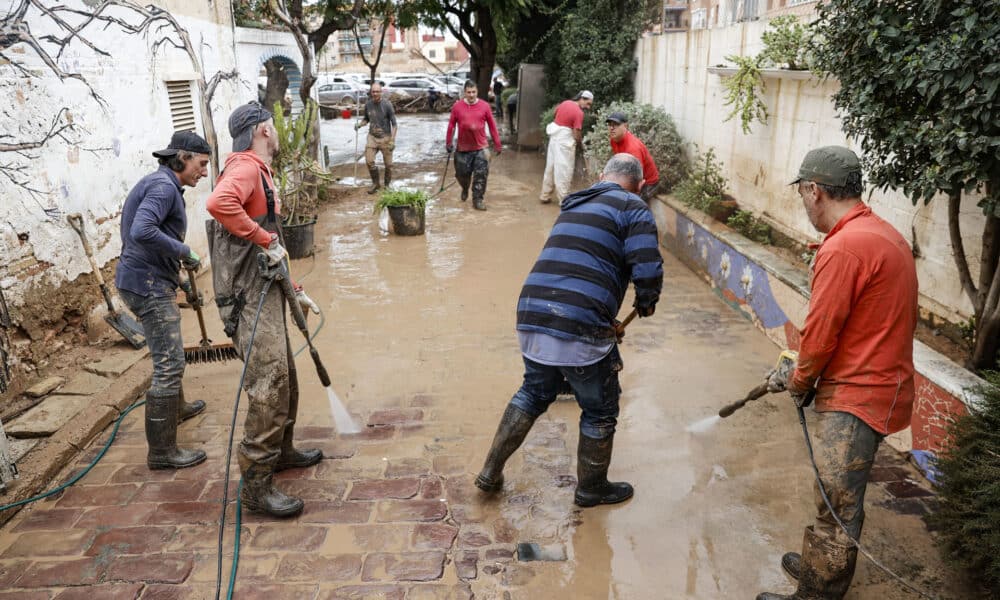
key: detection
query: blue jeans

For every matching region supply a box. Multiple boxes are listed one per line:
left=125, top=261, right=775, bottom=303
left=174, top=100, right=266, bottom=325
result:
left=120, top=290, right=185, bottom=396
left=510, top=346, right=623, bottom=440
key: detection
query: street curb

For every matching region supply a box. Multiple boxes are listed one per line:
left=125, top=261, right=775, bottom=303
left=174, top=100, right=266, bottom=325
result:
left=650, top=194, right=986, bottom=464
left=0, top=356, right=151, bottom=527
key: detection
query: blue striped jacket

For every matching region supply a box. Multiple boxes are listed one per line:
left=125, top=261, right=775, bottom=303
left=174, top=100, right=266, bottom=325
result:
left=516, top=181, right=664, bottom=345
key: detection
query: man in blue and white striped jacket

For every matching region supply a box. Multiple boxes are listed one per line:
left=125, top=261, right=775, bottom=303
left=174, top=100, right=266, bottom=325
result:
left=475, top=153, right=663, bottom=507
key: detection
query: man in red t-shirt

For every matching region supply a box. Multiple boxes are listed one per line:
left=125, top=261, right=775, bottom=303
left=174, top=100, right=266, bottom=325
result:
left=540, top=90, right=593, bottom=204
left=758, top=147, right=918, bottom=600
left=205, top=102, right=323, bottom=518
left=606, top=112, right=660, bottom=202
left=445, top=80, right=502, bottom=211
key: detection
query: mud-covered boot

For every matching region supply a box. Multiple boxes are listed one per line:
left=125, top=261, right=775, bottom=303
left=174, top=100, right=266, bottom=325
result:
left=755, top=526, right=858, bottom=600
left=178, top=387, right=206, bottom=423
left=475, top=404, right=538, bottom=492
left=473, top=196, right=486, bottom=211
left=275, top=365, right=323, bottom=473
left=146, top=390, right=207, bottom=470
left=780, top=551, right=802, bottom=581
left=367, top=167, right=381, bottom=194
left=240, top=458, right=304, bottom=518
left=460, top=187, right=469, bottom=202
left=383, top=166, right=392, bottom=189
left=573, top=433, right=633, bottom=507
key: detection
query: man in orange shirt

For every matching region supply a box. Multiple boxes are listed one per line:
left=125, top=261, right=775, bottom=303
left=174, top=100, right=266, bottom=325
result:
left=757, top=147, right=918, bottom=600
left=206, top=102, right=323, bottom=518
left=606, top=112, right=660, bottom=202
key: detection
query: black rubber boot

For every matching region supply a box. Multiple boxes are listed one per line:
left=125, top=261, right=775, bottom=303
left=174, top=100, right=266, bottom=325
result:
left=573, top=433, right=633, bottom=507
left=474, top=404, right=538, bottom=493
left=178, top=387, right=206, bottom=423
left=781, top=552, right=801, bottom=581
left=367, top=167, right=381, bottom=194
left=383, top=166, right=392, bottom=189
left=473, top=196, right=486, bottom=211
left=755, top=527, right=858, bottom=600
left=239, top=458, right=304, bottom=518
left=146, top=390, right=207, bottom=470
left=275, top=364, right=323, bottom=473
left=460, top=187, right=469, bottom=202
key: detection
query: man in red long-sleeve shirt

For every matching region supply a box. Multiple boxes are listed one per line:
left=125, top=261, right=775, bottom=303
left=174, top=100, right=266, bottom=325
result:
left=606, top=112, right=660, bottom=202
left=205, top=102, right=323, bottom=518
left=758, top=146, right=918, bottom=600
left=445, top=80, right=502, bottom=211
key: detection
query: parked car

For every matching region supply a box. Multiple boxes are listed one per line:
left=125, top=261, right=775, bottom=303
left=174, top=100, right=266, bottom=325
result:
left=432, top=75, right=465, bottom=96
left=386, top=78, right=449, bottom=99
left=318, top=81, right=367, bottom=105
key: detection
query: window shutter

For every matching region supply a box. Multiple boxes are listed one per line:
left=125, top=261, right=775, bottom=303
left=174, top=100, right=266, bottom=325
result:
left=166, top=80, right=196, bottom=132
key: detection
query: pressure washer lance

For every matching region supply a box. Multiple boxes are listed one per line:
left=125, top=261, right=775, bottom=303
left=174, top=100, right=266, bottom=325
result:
left=256, top=253, right=331, bottom=387
left=717, top=350, right=798, bottom=418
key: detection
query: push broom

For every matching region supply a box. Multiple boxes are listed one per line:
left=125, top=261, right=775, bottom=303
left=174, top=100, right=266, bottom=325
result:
left=183, top=267, right=239, bottom=364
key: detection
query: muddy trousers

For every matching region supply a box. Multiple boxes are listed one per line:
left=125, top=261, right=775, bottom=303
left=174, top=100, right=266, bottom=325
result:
left=232, top=283, right=301, bottom=474
left=454, top=150, right=490, bottom=204
left=796, top=410, right=881, bottom=599
left=120, top=290, right=184, bottom=396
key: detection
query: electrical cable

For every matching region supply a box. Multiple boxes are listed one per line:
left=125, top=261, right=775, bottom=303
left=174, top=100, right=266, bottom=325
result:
left=797, top=404, right=937, bottom=600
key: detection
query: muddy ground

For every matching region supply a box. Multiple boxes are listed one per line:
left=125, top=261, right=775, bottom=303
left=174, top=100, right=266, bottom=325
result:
left=0, top=114, right=978, bottom=598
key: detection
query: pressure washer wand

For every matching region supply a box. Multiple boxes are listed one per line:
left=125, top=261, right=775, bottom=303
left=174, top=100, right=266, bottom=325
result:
left=257, top=254, right=331, bottom=387
left=718, top=382, right=769, bottom=418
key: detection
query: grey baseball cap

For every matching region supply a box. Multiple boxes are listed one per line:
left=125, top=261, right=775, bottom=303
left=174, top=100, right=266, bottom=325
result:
left=791, top=146, right=862, bottom=186
left=229, top=102, right=272, bottom=153
left=605, top=111, right=628, bottom=124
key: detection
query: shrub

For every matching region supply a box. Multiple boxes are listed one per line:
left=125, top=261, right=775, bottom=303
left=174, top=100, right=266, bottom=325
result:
left=674, top=147, right=727, bottom=214
left=727, top=209, right=772, bottom=245
left=760, top=15, right=812, bottom=70
left=927, top=373, right=1000, bottom=592
left=374, top=188, right=428, bottom=214
left=582, top=102, right=688, bottom=192
left=500, top=87, right=517, bottom=106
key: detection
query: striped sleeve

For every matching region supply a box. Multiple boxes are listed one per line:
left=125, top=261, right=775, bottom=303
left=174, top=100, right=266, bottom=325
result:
left=622, top=199, right=663, bottom=308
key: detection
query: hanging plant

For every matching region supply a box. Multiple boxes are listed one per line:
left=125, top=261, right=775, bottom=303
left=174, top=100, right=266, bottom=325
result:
left=722, top=54, right=768, bottom=135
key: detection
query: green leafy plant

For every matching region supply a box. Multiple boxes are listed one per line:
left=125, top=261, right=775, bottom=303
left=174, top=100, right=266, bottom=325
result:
left=722, top=54, right=768, bottom=135
left=373, top=188, right=428, bottom=215
left=500, top=87, right=518, bottom=106
left=812, top=0, right=1000, bottom=371
left=272, top=100, right=332, bottom=224
left=674, top=147, right=728, bottom=214
left=582, top=101, right=688, bottom=192
left=760, top=15, right=812, bottom=70
left=727, top=209, right=772, bottom=245
left=927, top=372, right=1000, bottom=592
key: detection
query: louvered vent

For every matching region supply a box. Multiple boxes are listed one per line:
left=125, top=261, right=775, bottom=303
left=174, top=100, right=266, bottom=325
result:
left=166, top=80, right=196, bottom=132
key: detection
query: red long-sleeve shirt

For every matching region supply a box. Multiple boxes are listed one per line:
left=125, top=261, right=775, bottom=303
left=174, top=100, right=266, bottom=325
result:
left=790, top=203, right=918, bottom=435
left=206, top=152, right=279, bottom=248
left=610, top=131, right=659, bottom=187
left=446, top=99, right=501, bottom=153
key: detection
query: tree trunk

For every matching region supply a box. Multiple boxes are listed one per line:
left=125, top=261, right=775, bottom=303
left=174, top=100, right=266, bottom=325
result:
left=263, top=59, right=289, bottom=114
left=971, top=212, right=1000, bottom=370
left=474, top=7, right=497, bottom=100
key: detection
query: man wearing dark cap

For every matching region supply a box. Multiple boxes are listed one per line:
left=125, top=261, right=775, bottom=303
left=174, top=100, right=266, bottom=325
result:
left=116, top=131, right=212, bottom=471
left=757, top=146, right=918, bottom=600
left=606, top=112, right=660, bottom=202
left=206, top=102, right=322, bottom=518
left=540, top=90, right=593, bottom=204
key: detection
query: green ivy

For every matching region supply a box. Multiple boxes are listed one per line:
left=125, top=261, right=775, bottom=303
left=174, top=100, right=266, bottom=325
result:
left=582, top=101, right=688, bottom=192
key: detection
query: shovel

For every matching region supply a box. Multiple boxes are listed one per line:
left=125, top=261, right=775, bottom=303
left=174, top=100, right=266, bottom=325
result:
left=66, top=214, right=146, bottom=349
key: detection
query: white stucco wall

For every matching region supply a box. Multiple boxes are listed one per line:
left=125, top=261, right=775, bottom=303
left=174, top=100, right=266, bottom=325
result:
left=0, top=5, right=304, bottom=321
left=634, top=24, right=985, bottom=324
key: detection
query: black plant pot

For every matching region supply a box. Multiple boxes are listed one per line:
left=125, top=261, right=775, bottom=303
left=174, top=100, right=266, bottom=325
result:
left=387, top=205, right=425, bottom=236
left=283, top=215, right=317, bottom=259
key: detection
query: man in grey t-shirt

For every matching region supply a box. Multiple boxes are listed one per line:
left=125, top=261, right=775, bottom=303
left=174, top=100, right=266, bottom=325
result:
left=355, top=82, right=398, bottom=194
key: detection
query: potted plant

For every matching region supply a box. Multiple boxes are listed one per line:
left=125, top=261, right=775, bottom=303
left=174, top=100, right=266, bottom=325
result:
left=374, top=188, right=427, bottom=236
left=272, top=100, right=331, bottom=258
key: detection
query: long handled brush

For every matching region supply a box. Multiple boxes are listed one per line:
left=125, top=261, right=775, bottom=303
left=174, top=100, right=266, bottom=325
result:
left=183, top=268, right=239, bottom=364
